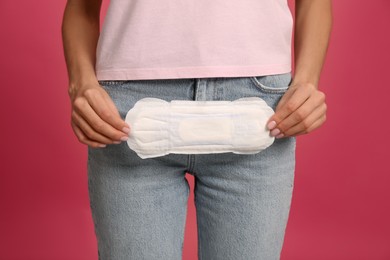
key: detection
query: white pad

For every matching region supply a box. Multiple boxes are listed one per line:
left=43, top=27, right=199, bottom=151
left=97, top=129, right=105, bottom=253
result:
left=125, top=97, right=275, bottom=159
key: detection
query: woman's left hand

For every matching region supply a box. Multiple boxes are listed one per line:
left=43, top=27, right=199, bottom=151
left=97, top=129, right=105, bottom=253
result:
left=266, top=82, right=327, bottom=138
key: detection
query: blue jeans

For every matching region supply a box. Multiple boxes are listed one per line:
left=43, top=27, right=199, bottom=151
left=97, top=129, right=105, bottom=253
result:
left=88, top=73, right=296, bottom=260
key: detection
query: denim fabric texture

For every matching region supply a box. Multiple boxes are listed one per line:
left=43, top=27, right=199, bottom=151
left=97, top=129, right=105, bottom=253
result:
left=88, top=73, right=296, bottom=260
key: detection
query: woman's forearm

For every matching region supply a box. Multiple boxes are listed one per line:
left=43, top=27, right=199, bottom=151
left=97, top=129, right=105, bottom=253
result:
left=62, top=0, right=129, bottom=148
left=61, top=0, right=102, bottom=90
left=266, top=0, right=331, bottom=137
left=292, top=0, right=333, bottom=87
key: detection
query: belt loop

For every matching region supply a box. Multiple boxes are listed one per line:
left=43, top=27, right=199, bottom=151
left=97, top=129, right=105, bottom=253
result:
left=194, top=78, right=207, bottom=101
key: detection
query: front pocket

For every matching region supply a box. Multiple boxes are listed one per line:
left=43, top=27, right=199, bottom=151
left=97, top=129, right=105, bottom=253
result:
left=250, top=72, right=292, bottom=94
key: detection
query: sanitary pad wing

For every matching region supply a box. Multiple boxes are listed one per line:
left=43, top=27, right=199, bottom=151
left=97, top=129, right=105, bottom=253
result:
left=125, top=97, right=275, bottom=159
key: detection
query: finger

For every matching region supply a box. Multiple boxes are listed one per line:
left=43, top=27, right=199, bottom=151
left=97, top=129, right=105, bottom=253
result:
left=268, top=86, right=311, bottom=128
left=100, top=89, right=122, bottom=118
left=283, top=103, right=327, bottom=137
left=71, top=121, right=107, bottom=148
left=72, top=111, right=118, bottom=144
left=84, top=88, right=130, bottom=132
left=276, top=94, right=324, bottom=133
left=293, top=114, right=327, bottom=136
left=266, top=88, right=296, bottom=128
left=275, top=87, right=297, bottom=112
left=73, top=98, right=128, bottom=141
left=283, top=103, right=326, bottom=136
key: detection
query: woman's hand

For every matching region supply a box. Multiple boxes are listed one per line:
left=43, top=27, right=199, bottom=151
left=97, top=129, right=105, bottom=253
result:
left=268, top=0, right=332, bottom=138
left=62, top=0, right=129, bottom=148
left=266, top=82, right=327, bottom=138
left=68, top=82, right=130, bottom=148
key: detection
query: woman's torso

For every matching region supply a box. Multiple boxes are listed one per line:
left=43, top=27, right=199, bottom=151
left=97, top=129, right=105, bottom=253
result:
left=95, top=0, right=293, bottom=80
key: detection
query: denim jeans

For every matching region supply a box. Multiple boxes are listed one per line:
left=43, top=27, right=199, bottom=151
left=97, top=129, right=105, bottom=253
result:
left=88, top=73, right=296, bottom=260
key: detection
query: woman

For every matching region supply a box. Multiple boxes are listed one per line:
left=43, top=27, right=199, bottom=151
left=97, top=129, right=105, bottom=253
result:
left=62, top=0, right=332, bottom=259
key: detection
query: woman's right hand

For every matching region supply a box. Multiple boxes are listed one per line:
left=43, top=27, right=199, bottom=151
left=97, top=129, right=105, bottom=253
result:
left=68, top=82, right=131, bottom=148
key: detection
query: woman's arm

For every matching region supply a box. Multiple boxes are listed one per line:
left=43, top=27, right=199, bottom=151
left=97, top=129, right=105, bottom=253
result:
left=62, top=0, right=129, bottom=148
left=267, top=0, right=333, bottom=138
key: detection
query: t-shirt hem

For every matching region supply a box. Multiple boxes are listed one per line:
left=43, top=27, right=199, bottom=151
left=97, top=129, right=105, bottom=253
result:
left=95, top=64, right=292, bottom=80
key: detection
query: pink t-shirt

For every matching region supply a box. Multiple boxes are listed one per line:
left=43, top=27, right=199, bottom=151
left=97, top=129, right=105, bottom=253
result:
left=95, top=0, right=293, bottom=80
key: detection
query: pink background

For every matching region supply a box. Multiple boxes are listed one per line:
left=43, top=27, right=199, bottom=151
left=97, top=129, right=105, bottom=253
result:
left=1, top=0, right=389, bottom=259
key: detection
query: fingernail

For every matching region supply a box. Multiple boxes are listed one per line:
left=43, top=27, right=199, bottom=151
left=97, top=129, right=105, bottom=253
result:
left=98, top=144, right=106, bottom=148
left=122, top=127, right=130, bottom=134
left=267, top=121, right=277, bottom=130
left=270, top=128, right=280, bottom=136
left=276, top=133, right=284, bottom=139
left=113, top=141, right=121, bottom=144
left=120, top=136, right=128, bottom=141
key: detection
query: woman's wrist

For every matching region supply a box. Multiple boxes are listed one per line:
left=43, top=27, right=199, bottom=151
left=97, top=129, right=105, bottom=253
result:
left=69, top=72, right=99, bottom=88
left=290, top=74, right=319, bottom=89
left=68, top=75, right=100, bottom=101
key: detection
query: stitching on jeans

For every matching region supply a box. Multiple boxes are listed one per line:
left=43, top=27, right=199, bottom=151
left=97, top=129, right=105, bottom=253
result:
left=249, top=77, right=289, bottom=94
left=187, top=154, right=191, bottom=173
left=192, top=79, right=197, bottom=101
left=194, top=79, right=201, bottom=101
left=248, top=72, right=292, bottom=94
left=187, top=154, right=196, bottom=174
